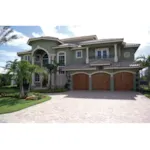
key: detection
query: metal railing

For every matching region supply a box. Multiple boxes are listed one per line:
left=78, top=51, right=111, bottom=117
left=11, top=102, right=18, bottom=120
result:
left=89, top=55, right=114, bottom=60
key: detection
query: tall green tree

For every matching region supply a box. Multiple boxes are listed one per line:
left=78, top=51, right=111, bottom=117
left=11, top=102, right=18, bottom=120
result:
left=5, top=60, right=44, bottom=98
left=0, top=26, right=20, bottom=45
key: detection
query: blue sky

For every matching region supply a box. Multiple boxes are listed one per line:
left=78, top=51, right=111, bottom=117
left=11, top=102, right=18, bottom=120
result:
left=0, top=25, right=150, bottom=73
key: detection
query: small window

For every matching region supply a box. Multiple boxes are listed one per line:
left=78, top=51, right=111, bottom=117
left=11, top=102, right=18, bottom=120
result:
left=76, top=50, right=82, bottom=58
left=35, top=73, right=40, bottom=82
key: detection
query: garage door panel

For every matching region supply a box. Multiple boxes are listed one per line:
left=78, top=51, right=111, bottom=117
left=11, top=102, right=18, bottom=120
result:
left=114, top=72, right=133, bottom=91
left=73, top=73, right=89, bottom=90
left=92, top=73, right=110, bottom=90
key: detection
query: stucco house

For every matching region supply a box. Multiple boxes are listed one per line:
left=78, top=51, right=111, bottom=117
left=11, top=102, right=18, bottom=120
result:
left=17, top=35, right=142, bottom=91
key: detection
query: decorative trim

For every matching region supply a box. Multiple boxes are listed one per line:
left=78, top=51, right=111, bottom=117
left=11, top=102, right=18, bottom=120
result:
left=90, top=63, right=110, bottom=66
left=95, top=48, right=109, bottom=58
left=113, top=70, right=136, bottom=75
left=63, top=68, right=96, bottom=71
left=76, top=50, right=83, bottom=59
left=105, top=66, right=141, bottom=70
left=57, top=51, right=66, bottom=65
left=91, top=71, right=112, bottom=75
left=28, top=37, right=63, bottom=45
left=71, top=72, right=89, bottom=76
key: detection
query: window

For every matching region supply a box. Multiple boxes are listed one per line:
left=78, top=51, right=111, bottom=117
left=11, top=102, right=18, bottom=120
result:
left=76, top=50, right=82, bottom=58
left=57, top=52, right=66, bottom=66
left=24, top=55, right=30, bottom=61
left=103, top=50, right=107, bottom=58
left=35, top=73, right=40, bottom=82
left=95, top=48, right=109, bottom=58
left=97, top=51, right=102, bottom=58
left=43, top=54, right=48, bottom=65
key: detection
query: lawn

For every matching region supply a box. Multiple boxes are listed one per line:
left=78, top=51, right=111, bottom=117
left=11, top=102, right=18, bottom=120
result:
left=0, top=95, right=50, bottom=114
left=0, top=86, right=51, bottom=114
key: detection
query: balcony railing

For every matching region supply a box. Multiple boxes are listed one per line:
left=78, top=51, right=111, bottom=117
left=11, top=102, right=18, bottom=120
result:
left=89, top=55, right=114, bottom=60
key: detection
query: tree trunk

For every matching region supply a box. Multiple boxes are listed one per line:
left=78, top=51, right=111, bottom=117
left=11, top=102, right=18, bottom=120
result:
left=54, top=71, right=57, bottom=89
left=49, top=72, right=52, bottom=89
left=19, top=82, right=25, bottom=98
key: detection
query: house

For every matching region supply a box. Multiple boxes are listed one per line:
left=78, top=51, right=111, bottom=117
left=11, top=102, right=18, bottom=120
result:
left=17, top=35, right=142, bottom=91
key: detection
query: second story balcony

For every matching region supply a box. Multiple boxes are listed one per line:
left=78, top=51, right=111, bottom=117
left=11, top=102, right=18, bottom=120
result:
left=89, top=54, right=114, bottom=62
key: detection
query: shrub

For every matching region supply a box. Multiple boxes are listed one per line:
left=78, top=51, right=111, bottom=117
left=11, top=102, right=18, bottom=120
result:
left=25, top=95, right=37, bottom=100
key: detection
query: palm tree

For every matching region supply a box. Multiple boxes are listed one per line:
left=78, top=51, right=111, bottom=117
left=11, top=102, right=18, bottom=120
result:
left=0, top=26, right=20, bottom=45
left=136, top=55, right=150, bottom=87
left=44, top=61, right=60, bottom=89
left=5, top=60, right=44, bottom=98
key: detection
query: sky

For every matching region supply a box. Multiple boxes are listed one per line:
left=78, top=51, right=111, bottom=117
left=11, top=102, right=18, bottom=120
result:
left=1, top=0, right=150, bottom=73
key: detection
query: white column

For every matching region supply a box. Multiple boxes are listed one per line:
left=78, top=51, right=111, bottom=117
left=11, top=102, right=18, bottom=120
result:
left=86, top=47, right=89, bottom=64
left=114, top=44, right=118, bottom=62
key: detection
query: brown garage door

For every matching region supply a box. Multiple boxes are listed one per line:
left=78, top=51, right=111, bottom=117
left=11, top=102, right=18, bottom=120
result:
left=114, top=72, right=133, bottom=91
left=73, top=73, right=89, bottom=90
left=92, top=73, right=110, bottom=90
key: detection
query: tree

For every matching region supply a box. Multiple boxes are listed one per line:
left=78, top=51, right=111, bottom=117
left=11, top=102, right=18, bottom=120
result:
left=136, top=55, right=150, bottom=87
left=5, top=60, right=44, bottom=98
left=44, top=60, right=60, bottom=89
left=0, top=26, right=20, bottom=45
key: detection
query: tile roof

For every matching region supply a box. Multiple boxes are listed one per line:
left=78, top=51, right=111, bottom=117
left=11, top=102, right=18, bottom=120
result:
left=62, top=64, right=96, bottom=71
left=80, top=38, right=124, bottom=45
left=60, top=35, right=98, bottom=42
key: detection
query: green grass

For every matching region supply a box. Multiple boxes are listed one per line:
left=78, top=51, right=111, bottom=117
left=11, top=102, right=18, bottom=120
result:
left=0, top=95, right=50, bottom=114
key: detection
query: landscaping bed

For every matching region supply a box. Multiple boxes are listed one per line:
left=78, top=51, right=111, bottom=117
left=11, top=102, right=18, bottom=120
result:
left=32, top=88, right=68, bottom=93
left=0, top=86, right=50, bottom=114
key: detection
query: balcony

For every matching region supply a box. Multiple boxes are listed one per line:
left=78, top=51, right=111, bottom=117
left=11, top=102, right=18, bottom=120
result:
left=89, top=54, right=114, bottom=62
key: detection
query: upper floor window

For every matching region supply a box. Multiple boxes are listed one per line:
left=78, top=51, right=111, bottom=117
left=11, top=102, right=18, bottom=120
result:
left=76, top=50, right=82, bottom=58
left=57, top=51, right=66, bottom=66
left=95, top=48, right=109, bottom=59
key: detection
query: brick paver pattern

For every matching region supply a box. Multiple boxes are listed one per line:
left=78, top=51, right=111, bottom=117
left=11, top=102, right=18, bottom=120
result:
left=0, top=91, right=150, bottom=123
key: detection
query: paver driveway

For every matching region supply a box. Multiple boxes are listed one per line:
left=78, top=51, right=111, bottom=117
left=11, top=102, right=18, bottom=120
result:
left=0, top=91, right=150, bottom=123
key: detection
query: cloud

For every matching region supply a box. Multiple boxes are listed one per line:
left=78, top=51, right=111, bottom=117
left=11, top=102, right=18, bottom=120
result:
left=0, top=67, right=7, bottom=74
left=0, top=50, right=20, bottom=67
left=6, top=30, right=31, bottom=50
left=32, top=32, right=43, bottom=37
left=40, top=25, right=71, bottom=38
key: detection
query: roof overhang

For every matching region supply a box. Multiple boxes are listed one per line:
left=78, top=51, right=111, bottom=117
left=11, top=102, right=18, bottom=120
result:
left=27, top=36, right=63, bottom=45
left=17, top=50, right=32, bottom=56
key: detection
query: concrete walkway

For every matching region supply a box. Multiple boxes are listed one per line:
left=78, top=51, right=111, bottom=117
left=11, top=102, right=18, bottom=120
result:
left=0, top=91, right=150, bottom=123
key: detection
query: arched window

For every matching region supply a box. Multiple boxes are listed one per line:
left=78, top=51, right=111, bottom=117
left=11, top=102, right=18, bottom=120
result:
left=57, top=51, right=66, bottom=66
left=43, top=53, right=48, bottom=65
left=35, top=73, right=40, bottom=82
